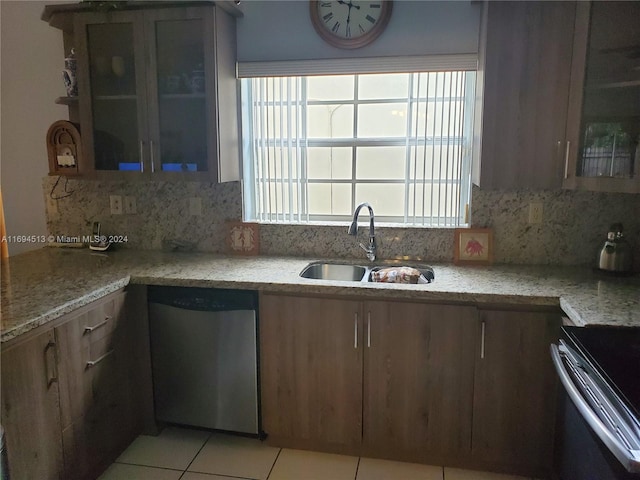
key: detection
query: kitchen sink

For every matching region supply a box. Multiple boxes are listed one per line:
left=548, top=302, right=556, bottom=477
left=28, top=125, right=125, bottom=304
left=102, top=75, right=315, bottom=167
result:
left=299, top=262, right=367, bottom=281
left=299, top=261, right=435, bottom=283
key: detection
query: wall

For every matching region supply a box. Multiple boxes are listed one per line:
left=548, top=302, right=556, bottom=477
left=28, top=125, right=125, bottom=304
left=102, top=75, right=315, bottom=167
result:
left=1, top=1, right=68, bottom=255
left=0, top=0, right=478, bottom=258
left=235, top=1, right=481, bottom=62
left=6, top=0, right=637, bottom=269
left=43, top=177, right=640, bottom=270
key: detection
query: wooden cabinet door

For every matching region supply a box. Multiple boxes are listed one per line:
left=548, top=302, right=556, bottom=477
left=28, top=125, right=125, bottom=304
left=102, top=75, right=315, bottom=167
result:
left=563, top=1, right=640, bottom=194
left=260, top=294, right=363, bottom=453
left=1, top=329, right=64, bottom=480
left=74, top=10, right=149, bottom=175
left=143, top=6, right=239, bottom=182
left=362, top=301, right=478, bottom=463
left=472, top=310, right=560, bottom=476
left=56, top=291, right=138, bottom=479
left=144, top=7, right=215, bottom=178
left=478, top=1, right=576, bottom=189
left=73, top=5, right=238, bottom=181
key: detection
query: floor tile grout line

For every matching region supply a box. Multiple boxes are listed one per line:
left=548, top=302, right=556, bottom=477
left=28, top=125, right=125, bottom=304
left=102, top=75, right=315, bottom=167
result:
left=112, top=428, right=533, bottom=480
left=265, top=447, right=283, bottom=480
left=113, top=460, right=184, bottom=472
left=184, top=469, right=256, bottom=480
left=180, top=430, right=214, bottom=476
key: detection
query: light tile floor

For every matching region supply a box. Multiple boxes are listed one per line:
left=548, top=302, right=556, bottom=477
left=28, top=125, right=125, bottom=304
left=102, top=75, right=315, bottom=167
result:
left=99, top=427, right=543, bottom=480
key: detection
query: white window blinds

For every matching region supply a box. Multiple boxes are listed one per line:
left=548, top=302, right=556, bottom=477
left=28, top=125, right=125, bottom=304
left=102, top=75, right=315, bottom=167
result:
left=239, top=56, right=477, bottom=227
left=237, top=54, right=478, bottom=78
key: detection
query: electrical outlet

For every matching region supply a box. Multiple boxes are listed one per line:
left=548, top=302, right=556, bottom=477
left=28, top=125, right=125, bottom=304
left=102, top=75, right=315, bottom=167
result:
left=124, top=196, right=137, bottom=214
left=528, top=202, right=543, bottom=224
left=46, top=196, right=58, bottom=215
left=110, top=195, right=123, bottom=215
left=189, top=197, right=202, bottom=216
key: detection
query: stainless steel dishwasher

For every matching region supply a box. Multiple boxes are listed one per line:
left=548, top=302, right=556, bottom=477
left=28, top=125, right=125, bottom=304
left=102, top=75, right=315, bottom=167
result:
left=148, top=286, right=259, bottom=435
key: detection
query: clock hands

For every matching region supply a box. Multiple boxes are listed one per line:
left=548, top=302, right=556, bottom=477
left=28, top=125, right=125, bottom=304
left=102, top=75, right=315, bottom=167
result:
left=336, top=0, right=361, bottom=37
left=337, top=0, right=360, bottom=8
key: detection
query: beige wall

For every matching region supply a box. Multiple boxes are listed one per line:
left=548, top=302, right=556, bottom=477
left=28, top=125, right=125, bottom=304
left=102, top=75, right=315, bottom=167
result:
left=1, top=1, right=67, bottom=255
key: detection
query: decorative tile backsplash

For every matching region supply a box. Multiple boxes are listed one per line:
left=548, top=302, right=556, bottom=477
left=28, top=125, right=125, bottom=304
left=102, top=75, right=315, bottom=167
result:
left=43, top=177, right=640, bottom=268
left=471, top=187, right=640, bottom=269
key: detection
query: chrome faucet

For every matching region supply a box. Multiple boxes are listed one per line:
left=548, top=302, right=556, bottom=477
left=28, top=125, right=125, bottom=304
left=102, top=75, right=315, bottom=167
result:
left=348, top=202, right=376, bottom=261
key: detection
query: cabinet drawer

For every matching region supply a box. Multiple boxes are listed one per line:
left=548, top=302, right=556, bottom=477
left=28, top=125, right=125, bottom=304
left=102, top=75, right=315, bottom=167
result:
left=84, top=343, right=130, bottom=412
left=83, top=295, right=124, bottom=344
left=56, top=292, right=128, bottom=428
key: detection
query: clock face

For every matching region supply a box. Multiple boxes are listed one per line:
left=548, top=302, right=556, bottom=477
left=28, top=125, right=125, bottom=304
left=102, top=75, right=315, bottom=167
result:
left=310, top=1, right=393, bottom=49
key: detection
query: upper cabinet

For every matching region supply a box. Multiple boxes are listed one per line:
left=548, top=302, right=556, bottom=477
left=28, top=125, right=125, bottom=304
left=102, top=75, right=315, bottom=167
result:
left=475, top=1, right=576, bottom=190
left=43, top=3, right=241, bottom=182
left=475, top=1, right=639, bottom=194
left=563, top=1, right=640, bottom=194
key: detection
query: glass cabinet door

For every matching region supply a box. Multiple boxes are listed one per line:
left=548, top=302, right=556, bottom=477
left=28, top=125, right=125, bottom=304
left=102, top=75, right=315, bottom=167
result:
left=82, top=13, right=146, bottom=172
left=149, top=11, right=210, bottom=173
left=576, top=1, right=640, bottom=180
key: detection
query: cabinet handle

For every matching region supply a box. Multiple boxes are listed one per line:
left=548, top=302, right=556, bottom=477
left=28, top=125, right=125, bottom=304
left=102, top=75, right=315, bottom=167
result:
left=367, top=312, right=371, bottom=348
left=139, top=141, right=145, bottom=173
left=354, top=313, right=358, bottom=349
left=86, top=349, right=114, bottom=369
left=564, top=141, right=571, bottom=179
left=44, top=341, right=58, bottom=388
left=83, top=317, right=111, bottom=335
left=150, top=140, right=156, bottom=173
left=480, top=320, right=486, bottom=359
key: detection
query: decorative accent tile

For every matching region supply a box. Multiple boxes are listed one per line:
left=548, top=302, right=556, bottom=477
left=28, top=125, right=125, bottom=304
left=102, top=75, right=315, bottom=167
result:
left=227, top=221, right=260, bottom=255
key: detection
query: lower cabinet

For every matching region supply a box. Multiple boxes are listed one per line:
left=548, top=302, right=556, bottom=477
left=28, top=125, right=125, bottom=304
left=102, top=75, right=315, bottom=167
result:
left=362, top=301, right=477, bottom=463
left=1, top=289, right=146, bottom=480
left=1, top=329, right=64, bottom=480
left=471, top=309, right=560, bottom=477
left=259, top=294, right=363, bottom=453
left=260, top=293, right=560, bottom=477
left=56, top=290, right=141, bottom=479
left=260, top=293, right=479, bottom=461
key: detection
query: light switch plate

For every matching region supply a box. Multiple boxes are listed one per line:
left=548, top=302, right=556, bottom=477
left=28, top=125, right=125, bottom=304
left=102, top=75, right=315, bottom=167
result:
left=528, top=202, right=543, bottom=224
left=124, top=196, right=136, bottom=214
left=110, top=195, right=123, bottom=215
left=46, top=196, right=58, bottom=215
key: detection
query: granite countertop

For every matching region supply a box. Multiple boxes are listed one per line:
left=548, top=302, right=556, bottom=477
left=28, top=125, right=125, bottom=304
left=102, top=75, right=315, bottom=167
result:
left=2, top=247, right=639, bottom=343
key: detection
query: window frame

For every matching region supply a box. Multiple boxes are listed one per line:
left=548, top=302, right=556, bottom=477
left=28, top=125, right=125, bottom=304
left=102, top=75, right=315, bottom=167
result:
left=241, top=68, right=476, bottom=227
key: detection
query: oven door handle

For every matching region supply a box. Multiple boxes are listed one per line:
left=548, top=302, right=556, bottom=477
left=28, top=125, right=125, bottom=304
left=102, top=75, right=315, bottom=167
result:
left=551, top=343, right=640, bottom=473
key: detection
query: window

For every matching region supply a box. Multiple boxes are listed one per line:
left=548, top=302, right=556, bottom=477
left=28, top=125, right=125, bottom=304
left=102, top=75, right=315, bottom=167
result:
left=241, top=68, right=476, bottom=227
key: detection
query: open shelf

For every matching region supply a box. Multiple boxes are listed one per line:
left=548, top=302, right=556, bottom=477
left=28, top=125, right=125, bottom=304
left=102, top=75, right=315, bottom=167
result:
left=94, top=95, right=138, bottom=101
left=55, top=96, right=79, bottom=105
left=159, top=93, right=206, bottom=100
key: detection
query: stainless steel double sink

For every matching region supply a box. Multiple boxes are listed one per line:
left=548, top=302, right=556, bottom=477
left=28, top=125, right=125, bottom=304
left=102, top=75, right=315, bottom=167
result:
left=299, top=261, right=434, bottom=283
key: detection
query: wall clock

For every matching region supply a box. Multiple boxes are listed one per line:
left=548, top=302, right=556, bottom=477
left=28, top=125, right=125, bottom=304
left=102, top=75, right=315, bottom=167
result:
left=309, top=1, right=393, bottom=49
